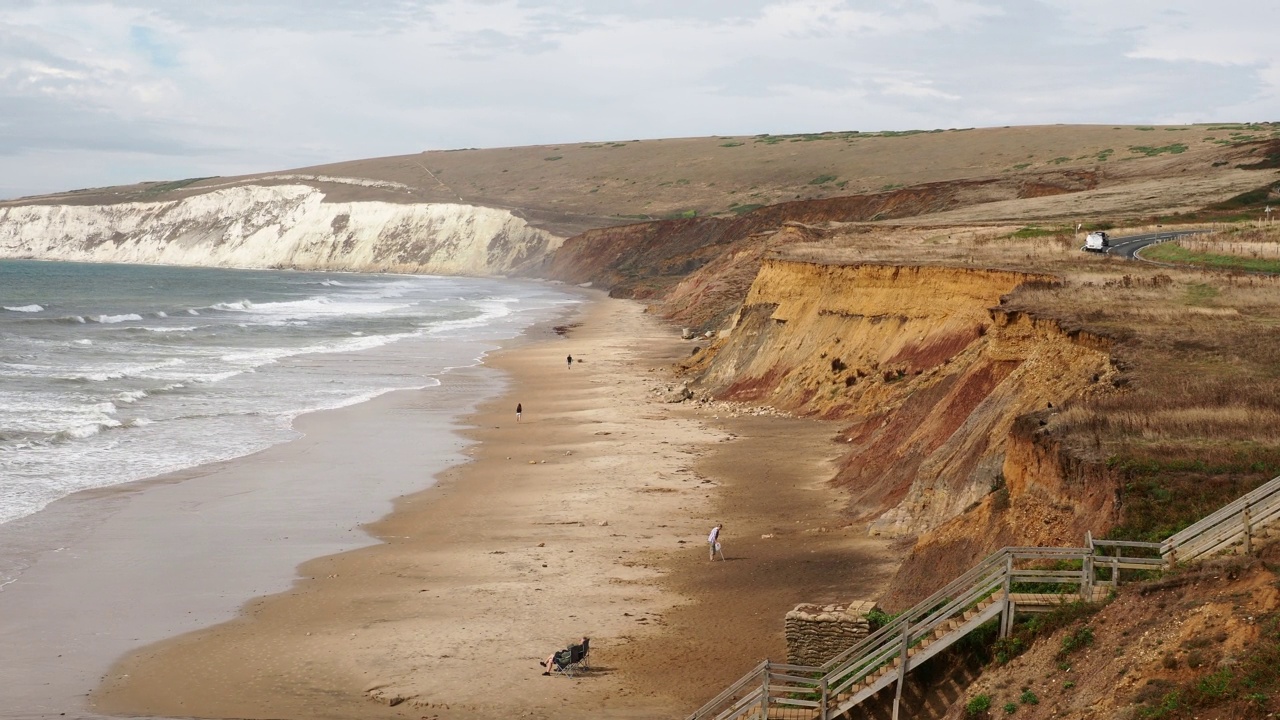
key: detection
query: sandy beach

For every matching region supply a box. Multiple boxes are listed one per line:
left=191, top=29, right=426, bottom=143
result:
left=66, top=295, right=902, bottom=719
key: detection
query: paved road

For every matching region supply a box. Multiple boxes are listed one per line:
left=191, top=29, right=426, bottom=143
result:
left=1100, top=229, right=1208, bottom=259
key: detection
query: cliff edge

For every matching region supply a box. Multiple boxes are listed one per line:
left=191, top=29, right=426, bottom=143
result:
left=0, top=184, right=561, bottom=277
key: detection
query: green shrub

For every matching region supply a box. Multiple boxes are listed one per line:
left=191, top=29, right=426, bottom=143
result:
left=866, top=608, right=900, bottom=629
left=965, top=694, right=992, bottom=716
left=1003, top=702, right=1018, bottom=714
left=1129, top=143, right=1188, bottom=157
left=1058, top=626, right=1095, bottom=658
left=1019, top=689, right=1039, bottom=705
left=994, top=636, right=1025, bottom=664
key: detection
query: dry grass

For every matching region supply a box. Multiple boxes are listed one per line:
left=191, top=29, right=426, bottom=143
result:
left=1000, top=258, right=1280, bottom=537
left=9, top=124, right=1271, bottom=237
left=778, top=220, right=1280, bottom=540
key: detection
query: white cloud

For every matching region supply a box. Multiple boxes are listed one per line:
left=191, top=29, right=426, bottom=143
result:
left=0, top=0, right=1277, bottom=199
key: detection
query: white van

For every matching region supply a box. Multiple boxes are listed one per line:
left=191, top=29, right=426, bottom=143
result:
left=1084, top=231, right=1110, bottom=252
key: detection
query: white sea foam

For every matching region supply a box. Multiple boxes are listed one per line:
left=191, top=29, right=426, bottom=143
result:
left=427, top=297, right=518, bottom=336
left=63, top=358, right=186, bottom=383
left=227, top=296, right=409, bottom=319
left=187, top=370, right=244, bottom=384
left=92, top=314, right=142, bottom=324
left=57, top=419, right=121, bottom=440
left=0, top=264, right=578, bottom=528
left=3, top=304, right=42, bottom=313
left=136, top=326, right=198, bottom=333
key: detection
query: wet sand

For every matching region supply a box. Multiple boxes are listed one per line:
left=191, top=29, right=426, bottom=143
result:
left=6, top=295, right=901, bottom=720
left=0, top=336, right=497, bottom=719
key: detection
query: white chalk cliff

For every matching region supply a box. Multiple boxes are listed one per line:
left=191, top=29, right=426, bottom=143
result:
left=0, top=185, right=561, bottom=276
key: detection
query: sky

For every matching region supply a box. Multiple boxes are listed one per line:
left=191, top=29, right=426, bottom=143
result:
left=1, top=0, right=1277, bottom=199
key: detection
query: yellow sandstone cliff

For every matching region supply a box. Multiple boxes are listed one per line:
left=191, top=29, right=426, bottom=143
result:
left=689, top=259, right=1123, bottom=599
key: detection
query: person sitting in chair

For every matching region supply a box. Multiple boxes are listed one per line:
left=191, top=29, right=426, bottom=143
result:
left=541, top=636, right=589, bottom=675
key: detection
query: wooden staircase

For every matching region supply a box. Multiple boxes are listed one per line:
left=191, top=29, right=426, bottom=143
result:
left=687, top=473, right=1280, bottom=720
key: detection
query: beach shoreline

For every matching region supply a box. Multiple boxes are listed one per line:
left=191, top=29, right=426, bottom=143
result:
left=0, top=282, right=578, bottom=720
left=92, top=294, right=726, bottom=719
left=2, top=292, right=902, bottom=720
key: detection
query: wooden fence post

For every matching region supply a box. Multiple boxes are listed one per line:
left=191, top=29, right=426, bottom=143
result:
left=1244, top=505, right=1253, bottom=555
left=1000, top=554, right=1013, bottom=638
left=1082, top=552, right=1094, bottom=602
left=892, top=621, right=910, bottom=720
left=819, top=676, right=829, bottom=720
left=761, top=662, right=769, bottom=719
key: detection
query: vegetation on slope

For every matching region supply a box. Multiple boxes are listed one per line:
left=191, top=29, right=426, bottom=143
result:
left=1005, top=263, right=1280, bottom=541
left=948, top=554, right=1280, bottom=720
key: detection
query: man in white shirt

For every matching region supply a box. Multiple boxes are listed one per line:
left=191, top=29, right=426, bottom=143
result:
left=708, top=523, right=724, bottom=561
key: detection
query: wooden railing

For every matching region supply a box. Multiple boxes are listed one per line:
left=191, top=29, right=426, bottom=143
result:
left=1163, top=474, right=1280, bottom=564
left=686, top=474, right=1280, bottom=720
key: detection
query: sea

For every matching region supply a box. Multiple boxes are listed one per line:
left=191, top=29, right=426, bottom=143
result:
left=0, top=259, right=579, bottom=528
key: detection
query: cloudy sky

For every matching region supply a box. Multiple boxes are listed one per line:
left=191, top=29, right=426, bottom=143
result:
left=1, top=0, right=1276, bottom=199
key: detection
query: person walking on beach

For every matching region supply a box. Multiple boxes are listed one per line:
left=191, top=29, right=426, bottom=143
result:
left=567, top=354, right=573, bottom=369
left=708, top=523, right=724, bottom=561
left=516, top=402, right=522, bottom=422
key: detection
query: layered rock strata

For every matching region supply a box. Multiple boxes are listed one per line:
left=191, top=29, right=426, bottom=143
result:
left=690, top=260, right=1116, bottom=538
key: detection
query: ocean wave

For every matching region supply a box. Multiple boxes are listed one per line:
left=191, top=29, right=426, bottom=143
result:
left=58, top=358, right=186, bottom=383
left=154, top=311, right=168, bottom=318
left=238, top=319, right=309, bottom=328
left=206, top=295, right=409, bottom=319
left=277, top=377, right=443, bottom=419
left=426, top=297, right=518, bottom=336
left=132, top=326, right=199, bottom=333
left=55, top=418, right=122, bottom=441
left=91, top=313, right=143, bottom=324
left=115, top=390, right=148, bottom=404
left=187, top=370, right=244, bottom=384
left=3, top=304, right=43, bottom=313
left=219, top=328, right=421, bottom=367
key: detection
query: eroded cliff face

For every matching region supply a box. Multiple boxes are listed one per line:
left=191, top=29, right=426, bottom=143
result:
left=689, top=259, right=1118, bottom=544
left=0, top=185, right=561, bottom=276
left=543, top=181, right=984, bottom=298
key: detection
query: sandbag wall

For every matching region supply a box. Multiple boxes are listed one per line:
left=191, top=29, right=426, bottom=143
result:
left=784, top=600, right=877, bottom=666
